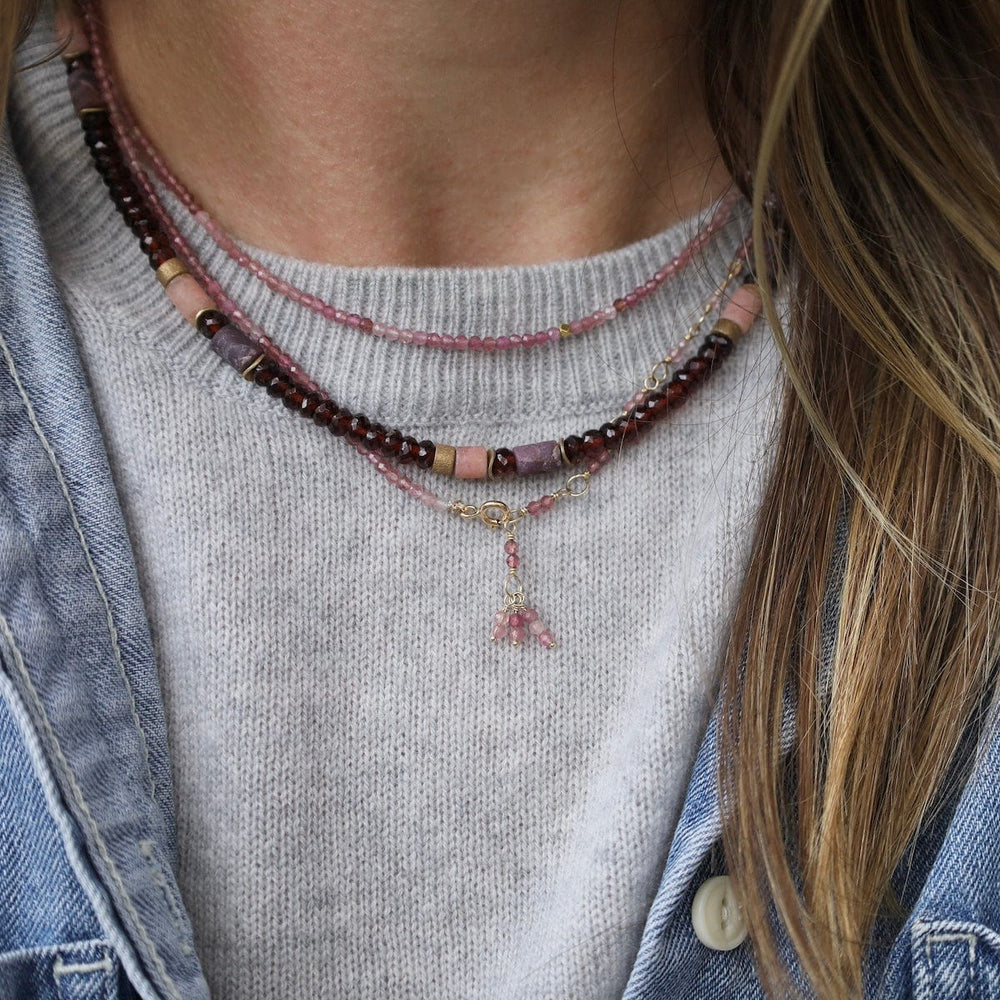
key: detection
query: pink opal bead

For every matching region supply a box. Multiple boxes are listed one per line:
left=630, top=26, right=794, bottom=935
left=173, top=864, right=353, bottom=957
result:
left=454, top=446, right=489, bottom=480
left=719, top=284, right=763, bottom=334
left=165, top=274, right=216, bottom=325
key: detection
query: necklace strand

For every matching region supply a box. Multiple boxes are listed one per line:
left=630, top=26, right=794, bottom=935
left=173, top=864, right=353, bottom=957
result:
left=61, top=7, right=764, bottom=647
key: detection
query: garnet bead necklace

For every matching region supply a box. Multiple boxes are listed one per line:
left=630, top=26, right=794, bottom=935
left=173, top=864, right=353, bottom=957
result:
left=62, top=3, right=765, bottom=648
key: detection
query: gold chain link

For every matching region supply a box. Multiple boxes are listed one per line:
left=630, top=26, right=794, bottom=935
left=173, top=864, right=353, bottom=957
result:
left=449, top=470, right=593, bottom=529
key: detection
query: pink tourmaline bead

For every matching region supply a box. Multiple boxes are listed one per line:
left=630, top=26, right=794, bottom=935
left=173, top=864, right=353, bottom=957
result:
left=540, top=495, right=555, bottom=511
left=508, top=612, right=523, bottom=628
left=492, top=625, right=508, bottom=641
left=504, top=540, right=518, bottom=555
left=529, top=620, right=545, bottom=636
left=539, top=631, right=556, bottom=648
left=469, top=337, right=483, bottom=350
left=508, top=335, right=522, bottom=346
left=165, top=274, right=216, bottom=325
left=413, top=331, right=428, bottom=346
left=454, top=337, right=469, bottom=349
left=569, top=320, right=584, bottom=334
left=346, top=314, right=362, bottom=328
left=526, top=501, right=543, bottom=516
left=483, top=338, right=497, bottom=351
left=494, top=611, right=507, bottom=624
left=506, top=555, right=520, bottom=568
left=427, top=334, right=443, bottom=347
left=323, top=305, right=338, bottom=320
left=510, top=627, right=526, bottom=645
left=547, top=328, right=560, bottom=341
left=626, top=293, right=639, bottom=306
left=496, top=337, right=511, bottom=350
left=522, top=608, right=538, bottom=623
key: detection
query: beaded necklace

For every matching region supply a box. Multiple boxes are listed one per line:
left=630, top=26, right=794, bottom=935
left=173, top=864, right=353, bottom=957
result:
left=60, top=4, right=764, bottom=648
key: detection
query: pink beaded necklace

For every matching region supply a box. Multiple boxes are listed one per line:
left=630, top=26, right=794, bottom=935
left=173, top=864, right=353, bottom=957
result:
left=62, top=2, right=765, bottom=649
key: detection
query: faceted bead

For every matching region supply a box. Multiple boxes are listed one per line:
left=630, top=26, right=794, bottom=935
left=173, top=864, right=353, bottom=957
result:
left=581, top=430, right=606, bottom=457
left=492, top=448, right=517, bottom=477
left=704, top=331, right=733, bottom=356
left=196, top=309, right=229, bottom=339
left=364, top=422, right=388, bottom=450
left=509, top=627, right=526, bottom=645
left=508, top=612, right=524, bottom=628
left=666, top=381, right=689, bottom=406
left=599, top=422, right=620, bottom=448
left=643, top=391, right=669, bottom=418
left=283, top=386, right=306, bottom=410
left=345, top=414, right=370, bottom=442
left=529, top=620, right=545, bottom=636
left=301, top=393, right=322, bottom=418
left=265, top=376, right=291, bottom=398
left=522, top=608, right=538, bottom=623
left=324, top=409, right=348, bottom=436
left=398, top=437, right=421, bottom=463
left=538, top=631, right=556, bottom=648
left=562, top=435, right=584, bottom=463
left=504, top=539, right=518, bottom=555
left=312, top=400, right=336, bottom=427
left=253, top=364, right=277, bottom=387
left=680, top=357, right=710, bottom=383
left=148, top=247, right=175, bottom=270
left=415, top=440, right=436, bottom=470
left=506, top=555, right=520, bottom=568
left=382, top=430, right=404, bottom=457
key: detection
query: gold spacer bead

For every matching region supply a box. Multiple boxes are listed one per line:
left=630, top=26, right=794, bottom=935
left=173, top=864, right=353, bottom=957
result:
left=710, top=318, right=744, bottom=343
left=559, top=323, right=573, bottom=339
left=193, top=307, right=218, bottom=328
left=557, top=439, right=571, bottom=466
left=486, top=449, right=496, bottom=480
left=241, top=354, right=267, bottom=381
left=432, top=443, right=457, bottom=477
left=61, top=50, right=89, bottom=64
left=155, top=257, right=190, bottom=289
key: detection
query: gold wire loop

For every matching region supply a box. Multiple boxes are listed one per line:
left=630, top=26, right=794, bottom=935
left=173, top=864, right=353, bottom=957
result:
left=504, top=572, right=526, bottom=601
left=566, top=473, right=591, bottom=498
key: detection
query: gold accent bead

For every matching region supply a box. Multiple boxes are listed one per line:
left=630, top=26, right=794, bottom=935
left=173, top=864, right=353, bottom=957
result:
left=432, top=444, right=457, bottom=477
left=559, top=323, right=573, bottom=339
left=155, top=257, right=190, bottom=289
left=557, top=439, right=571, bottom=466
left=486, top=449, right=497, bottom=480
left=193, top=307, right=218, bottom=328
left=710, top=318, right=744, bottom=343
left=241, top=354, right=267, bottom=380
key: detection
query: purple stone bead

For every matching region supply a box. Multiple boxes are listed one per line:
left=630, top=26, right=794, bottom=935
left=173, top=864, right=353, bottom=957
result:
left=210, top=324, right=262, bottom=374
left=512, top=440, right=562, bottom=476
left=67, top=65, right=103, bottom=114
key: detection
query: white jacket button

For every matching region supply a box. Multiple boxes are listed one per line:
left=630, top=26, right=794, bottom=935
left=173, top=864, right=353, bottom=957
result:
left=691, top=875, right=748, bottom=951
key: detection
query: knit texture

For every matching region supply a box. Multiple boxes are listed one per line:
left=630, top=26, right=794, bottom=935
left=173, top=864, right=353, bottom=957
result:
left=12, top=11, right=783, bottom=998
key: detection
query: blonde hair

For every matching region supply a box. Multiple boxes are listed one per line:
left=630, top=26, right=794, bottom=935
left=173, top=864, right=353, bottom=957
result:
left=4, top=2, right=1000, bottom=997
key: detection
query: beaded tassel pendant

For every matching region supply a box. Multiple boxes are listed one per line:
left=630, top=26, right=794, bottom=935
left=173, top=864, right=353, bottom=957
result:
left=490, top=526, right=556, bottom=649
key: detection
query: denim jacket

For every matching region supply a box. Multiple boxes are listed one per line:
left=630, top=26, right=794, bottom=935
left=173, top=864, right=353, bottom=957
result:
left=2, top=121, right=1000, bottom=1000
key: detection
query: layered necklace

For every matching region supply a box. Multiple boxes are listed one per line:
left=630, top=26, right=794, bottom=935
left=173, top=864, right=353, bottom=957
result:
left=59, top=2, right=765, bottom=648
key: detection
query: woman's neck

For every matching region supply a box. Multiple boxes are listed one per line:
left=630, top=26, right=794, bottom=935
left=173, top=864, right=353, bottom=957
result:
left=95, top=0, right=727, bottom=267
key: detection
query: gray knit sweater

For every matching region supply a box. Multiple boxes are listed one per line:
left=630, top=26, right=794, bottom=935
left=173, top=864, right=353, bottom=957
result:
left=12, top=11, right=782, bottom=999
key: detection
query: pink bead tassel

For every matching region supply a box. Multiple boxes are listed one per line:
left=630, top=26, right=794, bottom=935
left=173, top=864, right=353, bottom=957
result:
left=491, top=533, right=556, bottom=649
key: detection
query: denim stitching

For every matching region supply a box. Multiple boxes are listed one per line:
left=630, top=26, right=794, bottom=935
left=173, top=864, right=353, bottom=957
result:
left=53, top=945, right=114, bottom=1000
left=0, top=328, right=156, bottom=801
left=139, top=841, right=194, bottom=956
left=0, top=611, right=183, bottom=1000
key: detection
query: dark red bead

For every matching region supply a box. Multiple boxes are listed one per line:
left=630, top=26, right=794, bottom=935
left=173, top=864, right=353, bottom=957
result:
left=196, top=309, right=229, bottom=339
left=398, top=437, right=421, bottom=463
left=364, top=423, right=388, bottom=450
left=696, top=342, right=724, bottom=367
left=346, top=414, right=370, bottom=441
left=64, top=52, right=93, bottom=74
left=599, top=422, right=621, bottom=447
left=705, top=331, right=733, bottom=356
left=100, top=164, right=131, bottom=187
left=140, top=234, right=170, bottom=261
left=680, top=357, right=710, bottom=383
left=631, top=407, right=657, bottom=431
left=382, top=430, right=403, bottom=457
left=281, top=385, right=306, bottom=410
left=331, top=409, right=353, bottom=437
left=300, top=393, right=322, bottom=418
left=613, top=297, right=628, bottom=312
left=614, top=414, right=639, bottom=445
left=148, top=247, right=175, bottom=270
left=359, top=317, right=374, bottom=333
left=643, top=391, right=670, bottom=418
left=581, top=430, right=606, bottom=457
left=666, top=381, right=689, bottom=406
left=562, top=435, right=584, bottom=463
left=265, top=376, right=291, bottom=398
left=416, top=440, right=436, bottom=469
left=253, top=364, right=278, bottom=387
left=312, top=400, right=336, bottom=427
left=492, top=448, right=517, bottom=477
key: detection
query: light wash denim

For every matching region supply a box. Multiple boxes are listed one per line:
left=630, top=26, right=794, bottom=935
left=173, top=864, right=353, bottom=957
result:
left=2, top=122, right=1000, bottom=999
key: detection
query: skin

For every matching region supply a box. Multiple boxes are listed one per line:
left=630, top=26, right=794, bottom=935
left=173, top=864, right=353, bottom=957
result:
left=96, top=0, right=728, bottom=267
